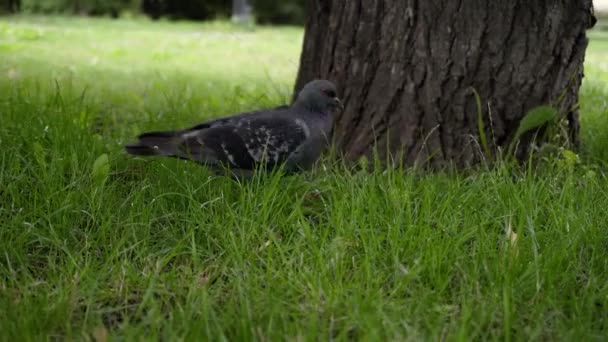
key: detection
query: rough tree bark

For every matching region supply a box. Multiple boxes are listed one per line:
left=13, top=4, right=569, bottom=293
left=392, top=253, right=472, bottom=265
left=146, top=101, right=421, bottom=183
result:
left=295, top=0, right=596, bottom=168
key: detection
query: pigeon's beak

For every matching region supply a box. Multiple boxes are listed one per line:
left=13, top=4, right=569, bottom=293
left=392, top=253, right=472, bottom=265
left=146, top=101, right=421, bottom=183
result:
left=333, top=97, right=344, bottom=111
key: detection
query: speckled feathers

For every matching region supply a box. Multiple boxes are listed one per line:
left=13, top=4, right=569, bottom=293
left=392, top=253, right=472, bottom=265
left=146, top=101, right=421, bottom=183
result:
left=125, top=80, right=341, bottom=175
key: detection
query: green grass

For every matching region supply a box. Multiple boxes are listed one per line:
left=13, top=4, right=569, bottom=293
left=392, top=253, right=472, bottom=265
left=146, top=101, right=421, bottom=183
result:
left=1, top=15, right=608, bottom=340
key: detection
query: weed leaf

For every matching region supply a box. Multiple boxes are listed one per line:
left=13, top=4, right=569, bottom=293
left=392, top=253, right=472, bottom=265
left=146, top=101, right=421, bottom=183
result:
left=507, top=105, right=558, bottom=157
left=514, top=106, right=557, bottom=141
left=32, top=142, right=46, bottom=168
left=91, top=153, right=110, bottom=186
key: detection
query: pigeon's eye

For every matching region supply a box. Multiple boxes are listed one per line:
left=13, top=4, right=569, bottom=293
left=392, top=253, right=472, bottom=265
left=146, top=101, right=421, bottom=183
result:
left=323, top=89, right=336, bottom=98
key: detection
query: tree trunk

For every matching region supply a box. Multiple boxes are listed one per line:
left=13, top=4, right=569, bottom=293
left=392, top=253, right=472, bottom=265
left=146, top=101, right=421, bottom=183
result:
left=8, top=0, right=20, bottom=12
left=1, top=0, right=20, bottom=13
left=232, top=0, right=252, bottom=25
left=295, top=0, right=596, bottom=168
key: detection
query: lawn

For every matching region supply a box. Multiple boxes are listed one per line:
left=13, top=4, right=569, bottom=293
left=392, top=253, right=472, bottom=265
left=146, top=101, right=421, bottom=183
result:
left=1, top=16, right=608, bottom=340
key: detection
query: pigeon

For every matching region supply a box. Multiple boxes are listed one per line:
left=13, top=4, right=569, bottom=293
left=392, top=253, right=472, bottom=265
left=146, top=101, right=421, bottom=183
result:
left=125, top=79, right=343, bottom=177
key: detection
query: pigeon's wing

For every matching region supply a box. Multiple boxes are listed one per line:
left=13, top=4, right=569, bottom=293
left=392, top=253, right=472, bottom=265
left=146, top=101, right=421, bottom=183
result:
left=231, top=116, right=310, bottom=167
left=177, top=115, right=309, bottom=170
left=185, top=105, right=290, bottom=131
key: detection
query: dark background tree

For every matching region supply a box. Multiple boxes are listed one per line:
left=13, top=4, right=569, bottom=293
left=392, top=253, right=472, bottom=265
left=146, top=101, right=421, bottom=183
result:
left=295, top=1, right=596, bottom=168
left=0, top=0, right=20, bottom=13
left=232, top=0, right=252, bottom=24
left=254, top=0, right=305, bottom=25
left=14, top=0, right=305, bottom=24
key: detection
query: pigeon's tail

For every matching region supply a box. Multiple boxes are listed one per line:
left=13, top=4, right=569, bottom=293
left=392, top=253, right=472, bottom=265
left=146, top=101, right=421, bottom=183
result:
left=125, top=131, right=181, bottom=157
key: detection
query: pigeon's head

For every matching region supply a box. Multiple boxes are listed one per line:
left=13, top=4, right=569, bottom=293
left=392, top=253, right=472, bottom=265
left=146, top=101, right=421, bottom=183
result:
left=295, top=79, right=344, bottom=113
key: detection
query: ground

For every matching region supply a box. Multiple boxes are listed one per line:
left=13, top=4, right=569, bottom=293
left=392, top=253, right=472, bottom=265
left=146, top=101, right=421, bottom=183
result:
left=1, top=16, right=608, bottom=340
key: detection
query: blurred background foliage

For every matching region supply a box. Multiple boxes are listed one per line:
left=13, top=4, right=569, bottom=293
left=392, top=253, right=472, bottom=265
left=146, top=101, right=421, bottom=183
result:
left=0, top=0, right=306, bottom=24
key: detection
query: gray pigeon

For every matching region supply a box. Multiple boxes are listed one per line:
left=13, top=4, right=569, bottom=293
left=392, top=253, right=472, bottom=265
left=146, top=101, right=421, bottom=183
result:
left=125, top=79, right=343, bottom=177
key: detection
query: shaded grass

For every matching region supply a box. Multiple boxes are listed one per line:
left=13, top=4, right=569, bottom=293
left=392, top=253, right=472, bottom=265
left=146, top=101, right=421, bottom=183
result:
left=1, top=16, right=608, bottom=340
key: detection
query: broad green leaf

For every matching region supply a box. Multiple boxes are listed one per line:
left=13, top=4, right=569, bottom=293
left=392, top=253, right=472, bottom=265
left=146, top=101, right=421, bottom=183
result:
left=507, top=105, right=558, bottom=158
left=91, top=153, right=110, bottom=186
left=32, top=142, right=45, bottom=167
left=514, top=106, right=558, bottom=141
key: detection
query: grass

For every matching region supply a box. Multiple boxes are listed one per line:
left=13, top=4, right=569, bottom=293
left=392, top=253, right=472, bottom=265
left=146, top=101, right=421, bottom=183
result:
left=1, top=15, right=608, bottom=340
